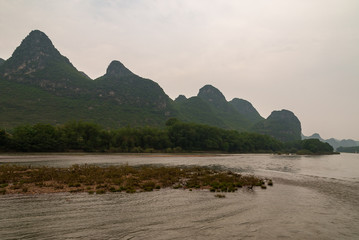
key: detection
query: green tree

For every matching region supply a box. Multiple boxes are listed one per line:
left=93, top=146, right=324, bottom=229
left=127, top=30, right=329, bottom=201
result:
left=301, top=139, right=333, bottom=153
left=59, top=121, right=104, bottom=151
left=12, top=124, right=60, bottom=152
left=0, top=129, right=10, bottom=151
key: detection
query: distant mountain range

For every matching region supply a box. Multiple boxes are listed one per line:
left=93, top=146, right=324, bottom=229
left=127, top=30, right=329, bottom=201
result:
left=302, top=133, right=359, bottom=150
left=0, top=30, right=302, bottom=142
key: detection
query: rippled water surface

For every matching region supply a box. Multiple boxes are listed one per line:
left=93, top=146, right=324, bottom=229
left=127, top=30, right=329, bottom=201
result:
left=0, top=153, right=358, bottom=239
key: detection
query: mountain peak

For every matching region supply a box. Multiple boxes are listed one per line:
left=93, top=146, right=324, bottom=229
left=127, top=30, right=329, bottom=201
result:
left=310, top=133, right=322, bottom=139
left=27, top=30, right=52, bottom=42
left=251, top=109, right=302, bottom=142
left=11, top=30, right=60, bottom=59
left=0, top=30, right=89, bottom=94
left=197, top=85, right=227, bottom=103
left=267, top=109, right=297, bottom=120
left=175, top=95, right=187, bottom=102
left=0, top=30, right=69, bottom=81
left=105, top=60, right=134, bottom=78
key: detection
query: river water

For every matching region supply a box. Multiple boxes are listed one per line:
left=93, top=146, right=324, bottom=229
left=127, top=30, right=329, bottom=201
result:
left=0, top=153, right=358, bottom=239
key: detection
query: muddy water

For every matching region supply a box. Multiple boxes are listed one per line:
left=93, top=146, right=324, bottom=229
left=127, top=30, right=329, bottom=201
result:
left=0, top=153, right=358, bottom=239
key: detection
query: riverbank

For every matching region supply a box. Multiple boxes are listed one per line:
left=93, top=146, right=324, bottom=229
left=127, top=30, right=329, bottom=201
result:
left=0, top=151, right=339, bottom=157
left=0, top=164, right=271, bottom=195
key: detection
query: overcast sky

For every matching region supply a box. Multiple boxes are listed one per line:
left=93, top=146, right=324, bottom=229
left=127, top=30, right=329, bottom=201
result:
left=0, top=0, right=358, bottom=140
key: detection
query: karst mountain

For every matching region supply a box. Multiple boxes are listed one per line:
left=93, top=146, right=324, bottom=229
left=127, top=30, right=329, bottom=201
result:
left=0, top=30, right=302, bottom=142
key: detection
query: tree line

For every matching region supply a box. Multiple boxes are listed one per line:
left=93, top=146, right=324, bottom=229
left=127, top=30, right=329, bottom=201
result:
left=0, top=119, right=334, bottom=154
left=337, top=146, right=359, bottom=153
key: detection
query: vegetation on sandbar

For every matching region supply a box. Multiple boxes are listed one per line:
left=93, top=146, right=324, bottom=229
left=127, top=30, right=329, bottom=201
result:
left=0, top=164, right=272, bottom=195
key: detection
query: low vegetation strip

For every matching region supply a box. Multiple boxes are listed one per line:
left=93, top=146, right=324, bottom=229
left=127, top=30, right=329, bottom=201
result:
left=0, top=164, right=271, bottom=195
left=0, top=120, right=334, bottom=154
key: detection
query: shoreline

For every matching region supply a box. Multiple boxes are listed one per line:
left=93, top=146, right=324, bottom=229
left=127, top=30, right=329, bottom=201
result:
left=0, top=151, right=338, bottom=157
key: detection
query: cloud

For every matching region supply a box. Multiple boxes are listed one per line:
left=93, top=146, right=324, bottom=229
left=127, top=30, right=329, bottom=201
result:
left=0, top=0, right=358, bottom=139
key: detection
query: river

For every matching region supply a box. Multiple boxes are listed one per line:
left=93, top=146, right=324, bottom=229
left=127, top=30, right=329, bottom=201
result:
left=0, top=153, right=358, bottom=239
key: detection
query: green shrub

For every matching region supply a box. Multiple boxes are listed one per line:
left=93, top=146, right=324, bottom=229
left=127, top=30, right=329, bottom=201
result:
left=126, top=188, right=136, bottom=193
left=96, top=189, right=106, bottom=194
left=142, top=181, right=155, bottom=191
left=215, top=194, right=225, bottom=198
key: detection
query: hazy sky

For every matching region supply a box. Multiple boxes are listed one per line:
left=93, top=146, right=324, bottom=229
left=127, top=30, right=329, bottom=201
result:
left=0, top=0, right=358, bottom=140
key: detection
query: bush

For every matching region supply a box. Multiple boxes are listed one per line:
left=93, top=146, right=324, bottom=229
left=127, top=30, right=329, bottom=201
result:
left=215, top=194, right=226, bottom=198
left=96, top=189, right=106, bottom=194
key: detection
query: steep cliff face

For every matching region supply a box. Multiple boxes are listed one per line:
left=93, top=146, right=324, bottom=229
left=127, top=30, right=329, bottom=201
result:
left=0, top=58, right=4, bottom=65
left=251, top=110, right=302, bottom=142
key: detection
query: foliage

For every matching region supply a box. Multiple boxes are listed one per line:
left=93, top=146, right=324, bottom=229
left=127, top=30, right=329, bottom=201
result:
left=284, top=138, right=334, bottom=154
left=0, top=120, right=282, bottom=153
left=0, top=120, right=333, bottom=154
left=59, top=121, right=106, bottom=152
left=11, top=123, right=61, bottom=152
left=300, top=139, right=333, bottom=153
left=336, top=146, right=359, bottom=153
left=0, top=129, right=10, bottom=150
left=167, top=120, right=282, bottom=153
